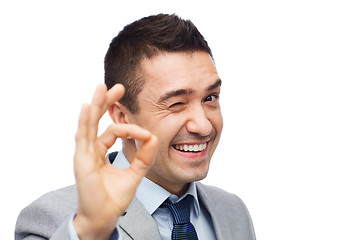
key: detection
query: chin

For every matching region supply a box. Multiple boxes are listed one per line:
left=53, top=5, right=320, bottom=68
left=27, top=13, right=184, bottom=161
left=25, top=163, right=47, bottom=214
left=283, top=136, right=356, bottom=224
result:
left=177, top=166, right=210, bottom=183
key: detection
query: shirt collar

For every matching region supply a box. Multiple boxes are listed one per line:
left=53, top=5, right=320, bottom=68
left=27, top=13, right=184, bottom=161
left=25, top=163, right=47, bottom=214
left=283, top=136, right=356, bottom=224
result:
left=110, top=151, right=200, bottom=216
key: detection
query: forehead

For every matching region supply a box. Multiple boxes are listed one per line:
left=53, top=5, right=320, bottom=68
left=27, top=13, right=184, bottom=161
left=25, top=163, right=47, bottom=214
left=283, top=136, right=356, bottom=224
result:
left=139, top=51, right=219, bottom=96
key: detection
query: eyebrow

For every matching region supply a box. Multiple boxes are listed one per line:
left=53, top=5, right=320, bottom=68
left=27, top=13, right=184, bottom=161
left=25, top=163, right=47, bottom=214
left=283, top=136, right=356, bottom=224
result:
left=208, top=79, right=222, bottom=91
left=158, top=78, right=222, bottom=103
left=158, top=88, right=194, bottom=103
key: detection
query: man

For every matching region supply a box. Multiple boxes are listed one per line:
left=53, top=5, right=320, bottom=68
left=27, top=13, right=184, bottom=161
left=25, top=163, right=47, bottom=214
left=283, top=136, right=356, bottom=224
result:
left=15, top=14, right=256, bottom=240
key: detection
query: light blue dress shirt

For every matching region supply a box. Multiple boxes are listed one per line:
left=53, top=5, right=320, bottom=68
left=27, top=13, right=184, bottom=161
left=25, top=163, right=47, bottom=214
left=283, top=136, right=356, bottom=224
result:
left=69, top=151, right=216, bottom=240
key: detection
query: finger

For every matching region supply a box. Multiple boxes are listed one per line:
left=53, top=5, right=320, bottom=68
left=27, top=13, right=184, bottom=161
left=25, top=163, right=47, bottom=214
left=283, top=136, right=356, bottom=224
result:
left=88, top=84, right=125, bottom=141
left=105, top=84, right=125, bottom=106
left=88, top=84, right=107, bottom=141
left=97, top=124, right=152, bottom=155
left=128, top=134, right=158, bottom=182
left=75, top=104, right=90, bottom=155
left=74, top=104, right=93, bottom=175
left=93, top=84, right=125, bottom=117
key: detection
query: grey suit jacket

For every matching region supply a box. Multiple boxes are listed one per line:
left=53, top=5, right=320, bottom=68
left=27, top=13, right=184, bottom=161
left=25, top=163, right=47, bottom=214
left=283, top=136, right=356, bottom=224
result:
left=15, top=183, right=256, bottom=240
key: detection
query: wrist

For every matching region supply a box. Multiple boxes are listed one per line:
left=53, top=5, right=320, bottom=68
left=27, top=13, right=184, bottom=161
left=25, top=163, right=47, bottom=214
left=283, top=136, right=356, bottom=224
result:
left=73, top=213, right=116, bottom=240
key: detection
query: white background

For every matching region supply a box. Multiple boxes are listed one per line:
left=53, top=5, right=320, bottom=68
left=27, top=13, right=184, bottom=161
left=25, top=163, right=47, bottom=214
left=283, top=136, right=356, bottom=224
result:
left=1, top=0, right=359, bottom=239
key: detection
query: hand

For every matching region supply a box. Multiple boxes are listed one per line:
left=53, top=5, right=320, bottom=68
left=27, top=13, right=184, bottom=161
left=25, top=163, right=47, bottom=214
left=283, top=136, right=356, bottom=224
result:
left=73, top=84, right=158, bottom=239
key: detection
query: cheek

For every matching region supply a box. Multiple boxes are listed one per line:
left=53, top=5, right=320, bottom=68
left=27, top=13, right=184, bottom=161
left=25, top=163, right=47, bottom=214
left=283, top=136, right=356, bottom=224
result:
left=210, top=110, right=223, bottom=134
left=151, top=116, right=186, bottom=146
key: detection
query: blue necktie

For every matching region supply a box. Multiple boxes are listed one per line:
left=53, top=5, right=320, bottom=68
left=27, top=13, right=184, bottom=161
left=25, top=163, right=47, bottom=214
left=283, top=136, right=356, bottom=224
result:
left=161, top=195, right=199, bottom=240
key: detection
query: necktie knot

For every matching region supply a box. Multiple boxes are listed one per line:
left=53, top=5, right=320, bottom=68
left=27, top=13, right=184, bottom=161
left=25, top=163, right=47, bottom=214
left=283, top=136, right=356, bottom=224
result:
left=160, top=195, right=199, bottom=240
left=161, top=195, right=192, bottom=224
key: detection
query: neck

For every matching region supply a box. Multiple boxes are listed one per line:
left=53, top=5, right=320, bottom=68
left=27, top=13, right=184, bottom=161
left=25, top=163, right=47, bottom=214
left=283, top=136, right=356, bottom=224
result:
left=146, top=174, right=190, bottom=198
left=123, top=140, right=190, bottom=197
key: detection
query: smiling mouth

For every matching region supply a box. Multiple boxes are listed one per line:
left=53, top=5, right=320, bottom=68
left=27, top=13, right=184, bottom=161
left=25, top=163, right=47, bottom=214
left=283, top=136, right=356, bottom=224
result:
left=172, top=143, right=207, bottom=153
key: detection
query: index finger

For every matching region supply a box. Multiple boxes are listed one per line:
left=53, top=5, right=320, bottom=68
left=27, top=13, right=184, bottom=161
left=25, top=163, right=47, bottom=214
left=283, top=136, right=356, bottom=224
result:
left=127, top=134, right=158, bottom=183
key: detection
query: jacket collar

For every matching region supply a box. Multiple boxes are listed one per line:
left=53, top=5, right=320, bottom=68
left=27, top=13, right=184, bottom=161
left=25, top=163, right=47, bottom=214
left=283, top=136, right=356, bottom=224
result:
left=196, top=182, right=226, bottom=240
left=118, top=197, right=162, bottom=240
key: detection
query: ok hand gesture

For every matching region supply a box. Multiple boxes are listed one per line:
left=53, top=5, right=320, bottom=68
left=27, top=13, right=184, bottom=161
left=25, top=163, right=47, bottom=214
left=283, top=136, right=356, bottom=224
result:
left=73, top=84, right=158, bottom=239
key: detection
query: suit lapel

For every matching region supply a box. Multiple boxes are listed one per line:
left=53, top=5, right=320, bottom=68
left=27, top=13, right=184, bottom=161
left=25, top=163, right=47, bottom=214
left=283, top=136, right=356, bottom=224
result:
left=118, top=197, right=162, bottom=240
left=197, top=183, right=228, bottom=240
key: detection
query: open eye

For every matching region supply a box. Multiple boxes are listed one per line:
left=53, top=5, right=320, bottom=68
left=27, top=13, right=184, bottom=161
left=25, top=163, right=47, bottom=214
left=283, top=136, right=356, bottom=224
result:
left=204, top=95, right=218, bottom=102
left=203, top=94, right=220, bottom=108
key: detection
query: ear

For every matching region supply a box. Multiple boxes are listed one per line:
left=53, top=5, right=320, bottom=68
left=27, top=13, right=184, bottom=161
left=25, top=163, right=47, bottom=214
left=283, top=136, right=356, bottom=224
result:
left=108, top=102, right=130, bottom=124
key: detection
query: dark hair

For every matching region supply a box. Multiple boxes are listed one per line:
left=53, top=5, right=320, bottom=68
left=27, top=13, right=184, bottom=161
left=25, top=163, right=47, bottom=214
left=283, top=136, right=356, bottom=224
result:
left=104, top=13, right=213, bottom=113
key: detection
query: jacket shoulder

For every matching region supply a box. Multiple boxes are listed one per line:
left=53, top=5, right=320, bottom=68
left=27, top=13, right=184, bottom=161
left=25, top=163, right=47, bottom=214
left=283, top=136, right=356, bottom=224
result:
left=196, top=182, right=257, bottom=240
left=197, top=182, right=245, bottom=204
left=15, top=185, right=77, bottom=240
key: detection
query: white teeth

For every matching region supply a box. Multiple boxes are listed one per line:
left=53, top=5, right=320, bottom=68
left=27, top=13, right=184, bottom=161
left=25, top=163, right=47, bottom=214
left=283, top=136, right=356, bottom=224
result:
left=184, top=145, right=189, bottom=151
left=174, top=143, right=207, bottom=152
left=193, top=145, right=199, bottom=151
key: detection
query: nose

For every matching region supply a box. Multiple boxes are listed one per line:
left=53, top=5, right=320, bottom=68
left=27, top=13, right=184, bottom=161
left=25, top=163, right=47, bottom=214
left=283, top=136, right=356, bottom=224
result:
left=185, top=104, right=213, bottom=137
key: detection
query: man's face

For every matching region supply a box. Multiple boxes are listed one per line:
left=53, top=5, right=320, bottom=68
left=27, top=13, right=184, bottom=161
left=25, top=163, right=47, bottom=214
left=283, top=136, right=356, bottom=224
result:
left=127, top=51, right=223, bottom=193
